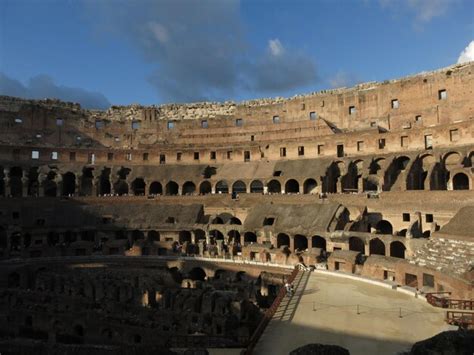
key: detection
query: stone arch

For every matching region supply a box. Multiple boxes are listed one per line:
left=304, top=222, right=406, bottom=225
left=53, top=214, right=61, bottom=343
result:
left=165, top=181, right=179, bottom=195
left=211, top=216, right=224, bottom=224
left=147, top=230, right=160, bottom=242
left=232, top=180, right=247, bottom=194
left=189, top=267, right=206, bottom=281
left=267, top=179, right=281, bottom=193
left=453, top=172, right=469, bottom=190
left=303, top=178, right=318, bottom=194
left=285, top=179, right=300, bottom=193
left=131, top=178, right=146, bottom=196
left=349, top=236, right=365, bottom=253
left=342, top=160, right=363, bottom=192
left=323, top=161, right=343, bottom=193
left=9, top=167, right=23, bottom=197
left=114, top=180, right=129, bottom=196
left=311, top=235, right=326, bottom=251
left=430, top=161, right=449, bottom=190
left=368, top=158, right=385, bottom=175
left=199, top=181, right=212, bottom=195
left=375, top=220, right=393, bottom=235
left=215, top=180, right=229, bottom=194
left=407, top=155, right=435, bottom=190
left=383, top=156, right=410, bottom=191
left=62, top=172, right=76, bottom=196
left=443, top=151, right=462, bottom=166
left=98, top=168, right=111, bottom=195
left=149, top=181, right=163, bottom=195
left=229, top=217, right=242, bottom=225
left=209, top=229, right=224, bottom=240
left=294, top=234, right=308, bottom=251
left=244, top=232, right=257, bottom=244
left=131, top=230, right=145, bottom=243
left=27, top=167, right=39, bottom=196
left=250, top=180, right=264, bottom=193
left=44, top=171, right=58, bottom=197
left=390, top=241, right=406, bottom=259
left=369, top=238, right=385, bottom=255
left=80, top=168, right=94, bottom=196
left=228, top=230, right=240, bottom=244
left=179, top=230, right=192, bottom=243
left=182, top=181, right=196, bottom=195
left=277, top=233, right=290, bottom=248
left=194, top=229, right=206, bottom=242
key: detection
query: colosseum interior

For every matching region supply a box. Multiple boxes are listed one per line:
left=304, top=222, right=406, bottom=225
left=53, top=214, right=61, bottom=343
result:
left=0, top=62, right=473, bottom=354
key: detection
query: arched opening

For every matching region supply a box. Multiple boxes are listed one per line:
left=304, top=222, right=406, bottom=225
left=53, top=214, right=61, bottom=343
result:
left=294, top=235, right=308, bottom=251
left=131, top=178, right=146, bottom=196
left=303, top=178, right=318, bottom=194
left=211, top=216, right=224, bottom=224
left=349, top=237, right=365, bottom=253
left=232, top=180, right=247, bottom=194
left=277, top=233, right=290, bottom=248
left=398, top=229, right=407, bottom=237
left=343, top=161, right=363, bottom=192
left=311, top=236, right=326, bottom=251
left=10, top=232, right=21, bottom=251
left=44, top=171, right=57, bottom=197
left=98, top=168, right=111, bottom=195
left=376, top=220, right=393, bottom=235
left=27, top=167, right=39, bottom=196
left=285, top=179, right=299, bottom=193
left=244, top=232, right=257, bottom=244
left=267, top=180, right=281, bottom=193
left=47, top=232, right=60, bottom=246
left=199, top=181, right=212, bottom=195
left=148, top=230, right=160, bottom=242
left=383, top=156, right=410, bottom=191
left=229, top=217, right=242, bottom=225
left=9, top=167, right=23, bottom=197
left=453, top=173, right=469, bottom=190
left=390, top=241, right=406, bottom=259
left=62, top=172, right=76, bottom=196
left=323, top=162, right=342, bottom=193
left=369, top=238, right=385, bottom=255
left=182, top=181, right=196, bottom=195
left=149, top=181, right=163, bottom=195
left=179, top=231, right=192, bottom=243
left=114, top=180, right=129, bottom=196
left=228, top=230, right=240, bottom=244
left=189, top=267, right=206, bottom=281
left=194, top=229, right=206, bottom=242
left=80, top=168, right=94, bottom=196
left=250, top=180, right=264, bottom=193
left=131, top=230, right=145, bottom=243
left=215, top=180, right=229, bottom=194
left=407, top=155, right=434, bottom=190
left=209, top=230, right=224, bottom=240
left=165, top=181, right=179, bottom=195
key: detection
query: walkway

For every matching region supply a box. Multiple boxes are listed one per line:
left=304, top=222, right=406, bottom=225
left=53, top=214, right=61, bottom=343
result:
left=254, top=272, right=454, bottom=355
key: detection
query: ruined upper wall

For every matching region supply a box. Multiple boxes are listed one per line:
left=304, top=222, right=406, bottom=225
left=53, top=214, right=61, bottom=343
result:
left=0, top=62, right=472, bottom=151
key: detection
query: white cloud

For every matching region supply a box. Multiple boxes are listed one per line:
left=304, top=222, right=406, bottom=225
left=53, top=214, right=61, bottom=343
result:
left=148, top=22, right=169, bottom=44
left=329, top=71, right=360, bottom=89
left=407, top=0, right=452, bottom=23
left=457, top=41, right=474, bottom=63
left=268, top=39, right=284, bottom=57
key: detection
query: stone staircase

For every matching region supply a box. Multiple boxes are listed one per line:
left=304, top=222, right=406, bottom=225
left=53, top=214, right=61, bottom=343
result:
left=410, top=237, right=474, bottom=275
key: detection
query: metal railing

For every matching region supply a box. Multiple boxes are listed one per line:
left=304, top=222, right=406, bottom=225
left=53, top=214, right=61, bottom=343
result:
left=446, top=311, right=474, bottom=329
left=243, top=266, right=300, bottom=355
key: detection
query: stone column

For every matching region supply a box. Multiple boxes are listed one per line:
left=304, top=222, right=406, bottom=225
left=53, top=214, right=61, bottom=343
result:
left=38, top=173, right=46, bottom=197
left=364, top=243, right=370, bottom=256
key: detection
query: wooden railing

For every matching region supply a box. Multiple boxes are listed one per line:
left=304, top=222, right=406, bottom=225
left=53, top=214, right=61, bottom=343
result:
left=446, top=311, right=474, bottom=329
left=243, top=266, right=300, bottom=355
left=426, top=292, right=473, bottom=310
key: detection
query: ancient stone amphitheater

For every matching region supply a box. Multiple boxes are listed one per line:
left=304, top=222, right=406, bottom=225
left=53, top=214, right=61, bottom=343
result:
left=0, top=62, right=473, bottom=354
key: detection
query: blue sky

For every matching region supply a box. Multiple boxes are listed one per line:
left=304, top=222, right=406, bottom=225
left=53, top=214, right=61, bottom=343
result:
left=0, top=0, right=473, bottom=109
